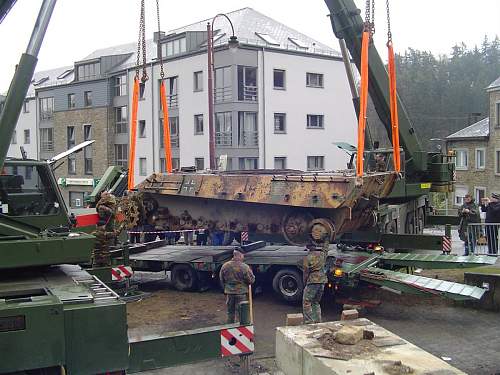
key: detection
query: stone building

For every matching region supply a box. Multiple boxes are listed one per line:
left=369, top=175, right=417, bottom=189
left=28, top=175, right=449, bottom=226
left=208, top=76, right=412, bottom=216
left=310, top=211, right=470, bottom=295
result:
left=446, top=75, right=500, bottom=207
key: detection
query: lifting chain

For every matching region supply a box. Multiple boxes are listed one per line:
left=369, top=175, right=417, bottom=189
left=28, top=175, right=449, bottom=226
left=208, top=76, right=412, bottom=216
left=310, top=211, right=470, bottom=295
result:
left=136, top=0, right=149, bottom=83
left=386, top=0, right=392, bottom=43
left=364, top=0, right=375, bottom=35
left=156, top=0, right=165, bottom=79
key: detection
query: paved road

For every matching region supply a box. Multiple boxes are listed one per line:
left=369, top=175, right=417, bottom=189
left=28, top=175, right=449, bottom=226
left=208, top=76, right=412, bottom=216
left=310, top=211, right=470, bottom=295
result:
left=131, top=275, right=500, bottom=375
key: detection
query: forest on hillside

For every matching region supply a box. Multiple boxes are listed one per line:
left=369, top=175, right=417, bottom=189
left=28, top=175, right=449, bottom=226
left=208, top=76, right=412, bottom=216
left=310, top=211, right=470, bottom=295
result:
left=367, top=35, right=500, bottom=148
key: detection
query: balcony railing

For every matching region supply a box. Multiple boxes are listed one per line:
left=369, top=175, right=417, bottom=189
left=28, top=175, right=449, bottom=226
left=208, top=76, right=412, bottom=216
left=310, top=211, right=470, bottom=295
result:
left=40, top=111, right=53, bottom=121
left=168, top=94, right=178, bottom=108
left=40, top=141, right=54, bottom=152
left=215, top=87, right=232, bottom=103
left=240, top=85, right=257, bottom=102
left=239, top=131, right=258, bottom=147
left=215, top=132, right=232, bottom=146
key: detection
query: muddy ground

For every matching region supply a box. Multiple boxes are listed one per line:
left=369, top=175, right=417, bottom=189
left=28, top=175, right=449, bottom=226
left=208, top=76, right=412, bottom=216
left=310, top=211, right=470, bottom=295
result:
left=126, top=271, right=500, bottom=375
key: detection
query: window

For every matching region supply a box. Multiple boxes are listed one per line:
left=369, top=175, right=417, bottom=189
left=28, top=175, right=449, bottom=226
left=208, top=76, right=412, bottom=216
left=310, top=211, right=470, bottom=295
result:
left=306, top=72, right=324, bottom=88
left=307, top=156, right=325, bottom=171
left=239, top=158, right=258, bottom=170
left=67, top=126, right=75, bottom=149
left=194, top=114, right=204, bottom=135
left=68, top=93, right=75, bottom=109
left=255, top=32, right=280, bottom=46
left=69, top=192, right=85, bottom=209
left=161, top=76, right=178, bottom=108
left=25, top=166, right=32, bottom=180
left=274, top=113, right=286, bottom=133
left=57, top=69, right=73, bottom=80
left=162, top=37, right=187, bottom=57
left=160, top=158, right=166, bottom=173
left=139, top=120, right=146, bottom=138
left=68, top=157, right=76, bottom=175
left=273, top=69, right=285, bottom=89
left=454, top=149, right=468, bottom=170
left=215, top=66, right=232, bottom=102
left=84, top=91, right=93, bottom=107
left=496, top=102, right=500, bottom=127
left=475, top=187, right=486, bottom=203
left=195, top=158, right=204, bottom=171
left=194, top=71, right=203, bottom=92
left=23, top=100, right=29, bottom=113
left=159, top=117, right=179, bottom=148
left=307, top=114, right=324, bottom=129
left=454, top=185, right=468, bottom=206
left=238, top=112, right=258, bottom=147
left=238, top=66, right=257, bottom=101
left=274, top=157, right=287, bottom=169
left=139, top=158, right=147, bottom=176
left=83, top=125, right=92, bottom=174
left=114, top=144, right=128, bottom=167
left=215, top=112, right=232, bottom=146
left=33, top=77, right=49, bottom=86
left=115, top=106, right=128, bottom=133
left=40, top=128, right=53, bottom=151
left=114, top=75, right=127, bottom=96
left=172, top=158, right=180, bottom=170
left=24, top=129, right=30, bottom=144
left=39, top=97, right=54, bottom=120
left=11, top=130, right=16, bottom=144
left=139, top=82, right=146, bottom=100
left=77, top=62, right=100, bottom=81
left=496, top=150, right=500, bottom=175
left=475, top=148, right=485, bottom=169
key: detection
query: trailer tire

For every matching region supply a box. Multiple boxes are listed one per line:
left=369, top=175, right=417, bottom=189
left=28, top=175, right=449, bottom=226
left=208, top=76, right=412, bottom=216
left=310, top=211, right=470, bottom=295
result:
left=172, top=264, right=199, bottom=291
left=272, top=268, right=304, bottom=303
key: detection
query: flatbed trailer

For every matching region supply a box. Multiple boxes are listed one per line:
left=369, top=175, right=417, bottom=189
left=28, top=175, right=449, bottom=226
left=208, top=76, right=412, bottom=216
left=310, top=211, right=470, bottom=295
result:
left=128, top=241, right=496, bottom=303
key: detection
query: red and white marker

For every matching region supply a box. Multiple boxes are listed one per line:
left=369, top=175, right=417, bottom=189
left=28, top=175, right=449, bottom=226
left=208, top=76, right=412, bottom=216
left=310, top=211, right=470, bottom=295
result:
left=220, top=325, right=254, bottom=357
left=111, top=265, right=133, bottom=281
left=442, top=236, right=452, bottom=253
left=241, top=231, right=249, bottom=242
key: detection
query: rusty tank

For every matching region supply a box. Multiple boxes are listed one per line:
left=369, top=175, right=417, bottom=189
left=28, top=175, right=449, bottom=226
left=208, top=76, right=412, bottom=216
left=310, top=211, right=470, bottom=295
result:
left=136, top=169, right=397, bottom=245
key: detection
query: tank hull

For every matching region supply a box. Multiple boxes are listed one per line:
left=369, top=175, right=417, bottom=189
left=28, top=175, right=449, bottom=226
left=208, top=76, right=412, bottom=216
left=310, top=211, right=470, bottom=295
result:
left=137, top=170, right=397, bottom=245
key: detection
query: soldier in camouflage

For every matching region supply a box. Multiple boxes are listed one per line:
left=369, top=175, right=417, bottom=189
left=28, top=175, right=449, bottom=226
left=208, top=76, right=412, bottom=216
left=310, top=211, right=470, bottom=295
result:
left=219, top=250, right=255, bottom=323
left=92, top=192, right=119, bottom=267
left=302, top=231, right=329, bottom=324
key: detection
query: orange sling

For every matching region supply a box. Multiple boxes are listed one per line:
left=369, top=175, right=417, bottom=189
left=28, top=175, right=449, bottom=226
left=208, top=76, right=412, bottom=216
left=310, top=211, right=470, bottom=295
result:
left=387, top=41, right=401, bottom=172
left=356, top=30, right=370, bottom=177
left=160, top=81, right=173, bottom=173
left=127, top=78, right=140, bottom=190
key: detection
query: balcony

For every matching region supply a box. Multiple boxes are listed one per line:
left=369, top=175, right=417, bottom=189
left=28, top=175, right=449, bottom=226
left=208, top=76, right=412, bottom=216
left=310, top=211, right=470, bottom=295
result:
left=240, top=85, right=257, bottom=102
left=239, top=131, right=258, bottom=147
left=168, top=94, right=178, bottom=108
left=40, top=141, right=54, bottom=152
left=215, top=132, right=232, bottom=146
left=215, top=87, right=232, bottom=103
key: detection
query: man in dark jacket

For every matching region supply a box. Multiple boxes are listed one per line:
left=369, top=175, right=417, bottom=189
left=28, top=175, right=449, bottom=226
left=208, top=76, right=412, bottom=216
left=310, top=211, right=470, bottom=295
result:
left=219, top=250, right=255, bottom=323
left=458, top=194, right=481, bottom=255
left=481, top=193, right=500, bottom=254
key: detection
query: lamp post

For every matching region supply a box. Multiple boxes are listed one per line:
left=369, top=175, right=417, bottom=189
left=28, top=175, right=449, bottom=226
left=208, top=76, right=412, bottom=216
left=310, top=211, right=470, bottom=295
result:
left=207, top=14, right=238, bottom=170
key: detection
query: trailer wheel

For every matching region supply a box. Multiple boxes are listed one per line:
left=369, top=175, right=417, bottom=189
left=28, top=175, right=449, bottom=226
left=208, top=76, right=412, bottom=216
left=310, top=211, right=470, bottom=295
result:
left=172, top=264, right=199, bottom=291
left=272, top=268, right=304, bottom=303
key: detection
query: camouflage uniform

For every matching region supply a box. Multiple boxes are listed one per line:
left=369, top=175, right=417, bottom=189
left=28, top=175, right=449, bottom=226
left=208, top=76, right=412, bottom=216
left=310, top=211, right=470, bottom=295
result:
left=92, top=194, right=117, bottom=267
left=302, top=241, right=329, bottom=324
left=219, top=257, right=255, bottom=323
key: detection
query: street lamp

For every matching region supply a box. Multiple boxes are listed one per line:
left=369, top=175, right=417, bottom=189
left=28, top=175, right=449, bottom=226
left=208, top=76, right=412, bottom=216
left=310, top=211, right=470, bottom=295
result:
left=207, top=14, right=238, bottom=170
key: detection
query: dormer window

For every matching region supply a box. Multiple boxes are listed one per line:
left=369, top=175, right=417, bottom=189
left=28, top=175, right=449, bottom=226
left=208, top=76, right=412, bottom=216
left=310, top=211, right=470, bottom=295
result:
left=161, top=37, right=187, bottom=57
left=76, top=62, right=100, bottom=81
left=255, top=32, right=279, bottom=46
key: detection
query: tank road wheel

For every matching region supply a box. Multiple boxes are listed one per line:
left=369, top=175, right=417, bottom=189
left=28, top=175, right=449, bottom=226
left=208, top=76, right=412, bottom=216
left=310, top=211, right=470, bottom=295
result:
left=282, top=211, right=314, bottom=245
left=309, top=218, right=336, bottom=243
left=172, top=264, right=199, bottom=291
left=272, top=268, right=304, bottom=303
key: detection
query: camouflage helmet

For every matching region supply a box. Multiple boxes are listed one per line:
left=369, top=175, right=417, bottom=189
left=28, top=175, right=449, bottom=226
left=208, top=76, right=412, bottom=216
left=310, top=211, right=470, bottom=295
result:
left=99, top=192, right=117, bottom=207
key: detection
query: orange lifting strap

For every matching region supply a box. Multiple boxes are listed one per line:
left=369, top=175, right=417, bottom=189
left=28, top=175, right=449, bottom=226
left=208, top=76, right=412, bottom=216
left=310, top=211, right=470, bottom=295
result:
left=356, top=30, right=370, bottom=177
left=387, top=41, right=401, bottom=172
left=160, top=81, right=173, bottom=173
left=127, top=78, right=140, bottom=190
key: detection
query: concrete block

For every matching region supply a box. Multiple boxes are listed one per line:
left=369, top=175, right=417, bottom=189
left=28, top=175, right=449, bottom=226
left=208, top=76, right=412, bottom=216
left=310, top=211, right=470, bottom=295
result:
left=340, top=309, right=358, bottom=320
left=286, top=313, right=303, bottom=326
left=333, top=325, right=363, bottom=345
left=276, top=319, right=466, bottom=375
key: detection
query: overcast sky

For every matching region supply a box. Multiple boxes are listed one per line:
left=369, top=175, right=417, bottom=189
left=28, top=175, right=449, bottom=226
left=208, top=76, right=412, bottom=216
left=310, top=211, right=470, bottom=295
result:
left=1, top=0, right=499, bottom=92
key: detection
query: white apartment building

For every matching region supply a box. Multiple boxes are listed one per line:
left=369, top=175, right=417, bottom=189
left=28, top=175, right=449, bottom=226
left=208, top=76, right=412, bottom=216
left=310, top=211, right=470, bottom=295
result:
left=6, top=7, right=357, bottom=206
